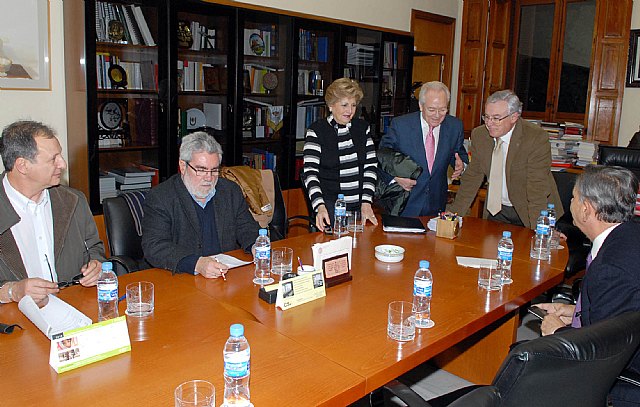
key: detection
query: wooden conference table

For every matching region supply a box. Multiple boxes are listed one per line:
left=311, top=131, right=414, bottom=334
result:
left=2, top=216, right=567, bottom=406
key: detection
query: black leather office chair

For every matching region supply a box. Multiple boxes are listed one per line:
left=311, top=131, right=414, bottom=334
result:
left=102, top=191, right=151, bottom=275
left=382, top=311, right=640, bottom=407
left=599, top=145, right=640, bottom=180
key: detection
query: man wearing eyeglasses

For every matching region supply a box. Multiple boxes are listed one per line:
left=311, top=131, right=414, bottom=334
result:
left=142, top=132, right=259, bottom=279
left=0, top=121, right=106, bottom=307
left=449, top=90, right=563, bottom=228
left=379, top=81, right=468, bottom=216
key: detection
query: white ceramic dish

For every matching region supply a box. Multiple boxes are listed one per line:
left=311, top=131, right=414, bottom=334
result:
left=374, top=245, right=405, bottom=263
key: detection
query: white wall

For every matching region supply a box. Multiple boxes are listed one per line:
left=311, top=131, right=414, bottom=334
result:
left=618, top=1, right=640, bottom=147
left=0, top=0, right=67, bottom=174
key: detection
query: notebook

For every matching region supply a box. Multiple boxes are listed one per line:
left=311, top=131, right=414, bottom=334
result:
left=381, top=214, right=426, bottom=233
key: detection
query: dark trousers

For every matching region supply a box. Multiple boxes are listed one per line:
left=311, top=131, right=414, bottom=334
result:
left=488, top=204, right=524, bottom=227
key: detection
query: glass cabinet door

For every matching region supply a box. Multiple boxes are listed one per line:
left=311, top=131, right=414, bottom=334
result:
left=341, top=27, right=382, bottom=141
left=88, top=0, right=164, bottom=212
left=291, top=18, right=340, bottom=186
left=170, top=1, right=235, bottom=166
left=380, top=33, right=413, bottom=135
left=238, top=11, right=292, bottom=186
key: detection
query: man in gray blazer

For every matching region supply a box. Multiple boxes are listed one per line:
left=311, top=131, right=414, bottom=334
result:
left=0, top=121, right=105, bottom=306
left=142, top=132, right=259, bottom=279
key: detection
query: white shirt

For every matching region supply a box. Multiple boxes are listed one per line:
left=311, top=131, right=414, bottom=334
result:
left=496, top=127, right=514, bottom=206
left=3, top=176, right=57, bottom=281
left=590, top=223, right=620, bottom=260
left=420, top=113, right=440, bottom=159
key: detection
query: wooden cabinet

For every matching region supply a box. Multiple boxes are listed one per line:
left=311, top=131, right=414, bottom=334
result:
left=79, top=0, right=413, bottom=211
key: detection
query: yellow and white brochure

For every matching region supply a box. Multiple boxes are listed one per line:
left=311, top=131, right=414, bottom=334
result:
left=49, top=316, right=131, bottom=373
left=275, top=271, right=326, bottom=310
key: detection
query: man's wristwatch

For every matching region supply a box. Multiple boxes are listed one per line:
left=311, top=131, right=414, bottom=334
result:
left=1, top=282, right=14, bottom=303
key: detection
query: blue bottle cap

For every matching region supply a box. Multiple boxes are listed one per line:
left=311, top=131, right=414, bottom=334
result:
left=548, top=203, right=554, bottom=209
left=338, top=194, right=345, bottom=199
left=541, top=210, right=548, bottom=216
left=230, top=323, right=244, bottom=337
left=503, top=231, right=511, bottom=238
left=102, top=261, right=113, bottom=271
left=259, top=229, right=267, bottom=236
left=419, top=260, right=429, bottom=269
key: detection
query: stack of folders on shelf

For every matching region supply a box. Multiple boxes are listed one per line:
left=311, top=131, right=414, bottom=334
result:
left=99, top=173, right=118, bottom=203
left=381, top=214, right=426, bottom=234
left=95, top=1, right=155, bottom=46
left=345, top=42, right=375, bottom=66
left=107, top=167, right=155, bottom=193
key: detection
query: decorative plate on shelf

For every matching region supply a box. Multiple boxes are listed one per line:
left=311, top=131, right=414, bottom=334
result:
left=249, top=33, right=265, bottom=56
left=263, top=72, right=278, bottom=91
left=99, top=102, right=124, bottom=130
left=186, top=108, right=206, bottom=130
left=108, top=64, right=127, bottom=89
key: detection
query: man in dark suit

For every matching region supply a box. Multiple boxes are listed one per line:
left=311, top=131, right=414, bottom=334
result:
left=142, top=132, right=259, bottom=279
left=449, top=90, right=563, bottom=228
left=537, top=165, right=640, bottom=406
left=379, top=81, right=468, bottom=216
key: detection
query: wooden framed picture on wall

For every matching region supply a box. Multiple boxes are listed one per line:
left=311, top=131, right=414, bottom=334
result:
left=627, top=30, right=640, bottom=88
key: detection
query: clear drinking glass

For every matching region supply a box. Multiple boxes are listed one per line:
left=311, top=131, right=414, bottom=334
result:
left=347, top=210, right=363, bottom=232
left=125, top=281, right=154, bottom=317
left=387, top=301, right=416, bottom=341
left=271, top=247, right=293, bottom=277
left=478, top=266, right=501, bottom=291
left=174, top=380, right=215, bottom=407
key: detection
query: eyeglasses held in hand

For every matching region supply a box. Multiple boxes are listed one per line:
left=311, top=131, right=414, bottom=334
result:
left=482, top=113, right=513, bottom=124
left=186, top=161, right=220, bottom=177
left=58, top=273, right=84, bottom=289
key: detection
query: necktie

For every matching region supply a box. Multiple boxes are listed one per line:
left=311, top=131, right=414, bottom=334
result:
left=425, top=125, right=435, bottom=173
left=487, top=139, right=504, bottom=216
left=571, top=253, right=592, bottom=328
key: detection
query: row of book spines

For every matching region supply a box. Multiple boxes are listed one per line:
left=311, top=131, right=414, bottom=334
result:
left=184, top=21, right=217, bottom=51
left=298, top=30, right=329, bottom=62
left=95, top=1, right=155, bottom=46
left=243, top=150, right=277, bottom=171
left=382, top=42, right=408, bottom=70
left=96, top=54, right=158, bottom=91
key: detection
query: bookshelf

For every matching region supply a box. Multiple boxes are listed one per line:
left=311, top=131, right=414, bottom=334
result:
left=86, top=0, right=165, bottom=210
left=80, top=0, right=413, bottom=211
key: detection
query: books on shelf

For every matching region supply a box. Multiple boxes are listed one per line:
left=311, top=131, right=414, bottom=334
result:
left=96, top=53, right=157, bottom=90
left=95, top=2, right=155, bottom=46
left=297, top=70, right=323, bottom=96
left=346, top=42, right=375, bottom=66
left=108, top=167, right=156, bottom=178
left=186, top=21, right=216, bottom=51
left=298, top=29, right=329, bottom=62
left=244, top=27, right=277, bottom=57
left=99, top=173, right=118, bottom=203
left=295, top=104, right=327, bottom=139
left=243, top=149, right=277, bottom=171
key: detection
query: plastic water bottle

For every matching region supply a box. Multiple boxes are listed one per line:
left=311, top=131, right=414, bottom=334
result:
left=497, top=231, right=514, bottom=285
left=413, top=260, right=434, bottom=329
left=334, top=194, right=347, bottom=238
left=97, top=261, right=118, bottom=321
left=223, top=323, right=251, bottom=406
left=530, top=210, right=551, bottom=260
left=253, top=228, right=273, bottom=285
left=547, top=203, right=559, bottom=250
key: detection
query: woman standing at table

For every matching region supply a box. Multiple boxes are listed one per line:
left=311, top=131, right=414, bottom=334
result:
left=302, top=78, right=378, bottom=231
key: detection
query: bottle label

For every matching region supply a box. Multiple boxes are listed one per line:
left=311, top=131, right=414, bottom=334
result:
left=97, top=282, right=118, bottom=302
left=536, top=224, right=550, bottom=235
left=335, top=206, right=346, bottom=217
left=255, top=246, right=270, bottom=260
left=548, top=216, right=556, bottom=227
left=224, top=349, right=250, bottom=377
left=413, top=280, right=432, bottom=297
left=498, top=247, right=513, bottom=261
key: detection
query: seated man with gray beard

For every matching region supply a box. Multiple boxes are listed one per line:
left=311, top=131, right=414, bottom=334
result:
left=142, top=132, right=259, bottom=279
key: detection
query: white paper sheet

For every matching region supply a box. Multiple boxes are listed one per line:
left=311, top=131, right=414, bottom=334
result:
left=210, top=254, right=252, bottom=268
left=312, top=236, right=353, bottom=272
left=456, top=256, right=498, bottom=269
left=18, top=295, right=92, bottom=339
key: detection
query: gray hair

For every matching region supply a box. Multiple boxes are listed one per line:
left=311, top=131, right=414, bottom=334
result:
left=575, top=165, right=638, bottom=223
left=419, top=81, right=451, bottom=104
left=179, top=131, right=223, bottom=162
left=486, top=90, right=523, bottom=115
left=0, top=120, right=57, bottom=171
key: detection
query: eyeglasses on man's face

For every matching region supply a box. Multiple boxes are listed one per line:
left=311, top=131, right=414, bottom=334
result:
left=482, top=112, right=513, bottom=124
left=186, top=161, right=221, bottom=177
